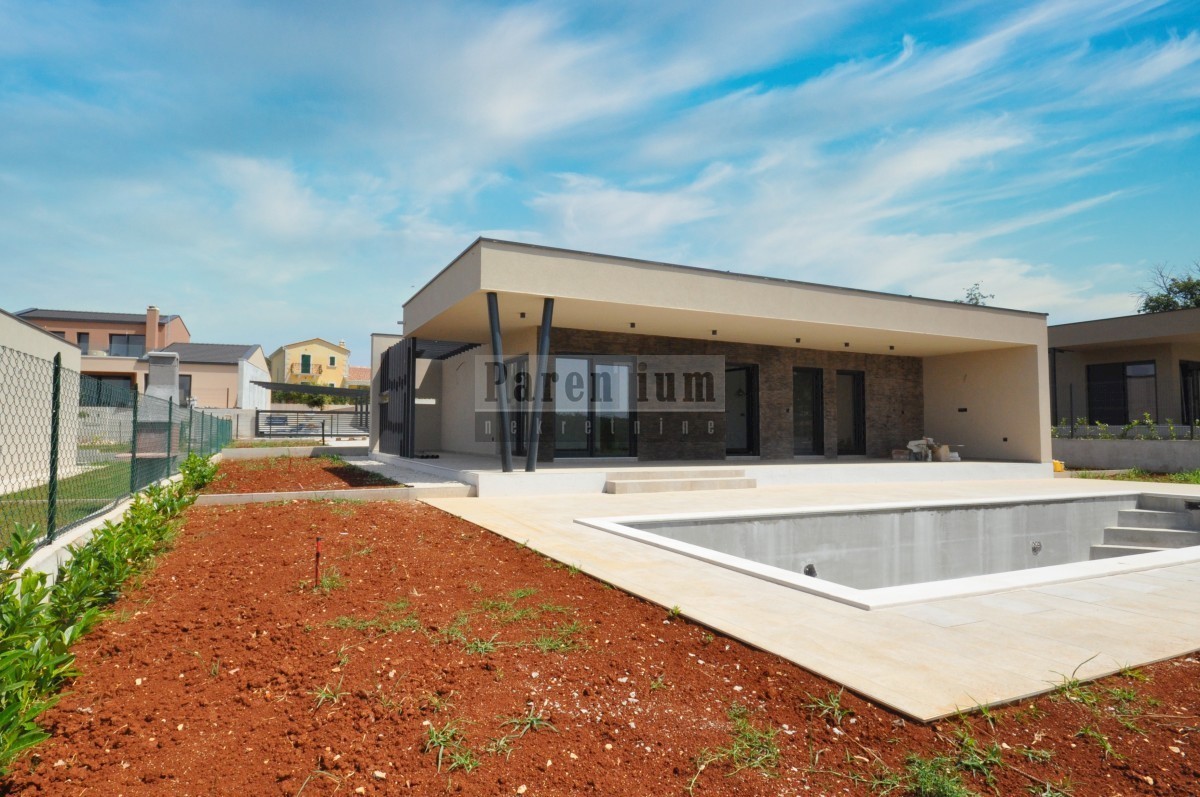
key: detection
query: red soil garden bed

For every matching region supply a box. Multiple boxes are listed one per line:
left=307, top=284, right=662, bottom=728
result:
left=206, top=456, right=401, bottom=494
left=3, top=466, right=1199, bottom=795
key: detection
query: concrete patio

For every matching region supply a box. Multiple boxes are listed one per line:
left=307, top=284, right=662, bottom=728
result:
left=423, top=476, right=1200, bottom=721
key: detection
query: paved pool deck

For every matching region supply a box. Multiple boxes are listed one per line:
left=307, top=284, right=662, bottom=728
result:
left=424, top=478, right=1200, bottom=721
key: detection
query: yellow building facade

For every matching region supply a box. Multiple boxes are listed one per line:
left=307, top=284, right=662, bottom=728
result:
left=268, top=338, right=351, bottom=388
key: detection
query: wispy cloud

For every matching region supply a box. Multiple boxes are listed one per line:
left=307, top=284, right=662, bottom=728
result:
left=0, top=0, right=1197, bottom=355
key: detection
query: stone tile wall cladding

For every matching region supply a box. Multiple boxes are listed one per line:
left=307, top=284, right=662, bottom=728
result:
left=542, top=328, right=923, bottom=461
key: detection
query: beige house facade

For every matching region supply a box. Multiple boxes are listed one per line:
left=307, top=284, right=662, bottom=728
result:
left=1049, top=307, right=1200, bottom=426
left=371, top=239, right=1051, bottom=469
left=13, top=307, right=269, bottom=409
left=268, top=338, right=351, bottom=388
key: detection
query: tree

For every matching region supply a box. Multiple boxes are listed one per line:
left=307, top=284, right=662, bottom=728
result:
left=956, top=282, right=994, bottom=306
left=1138, top=262, right=1200, bottom=313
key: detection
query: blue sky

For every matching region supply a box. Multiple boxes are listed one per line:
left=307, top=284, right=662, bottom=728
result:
left=3, top=0, right=1198, bottom=363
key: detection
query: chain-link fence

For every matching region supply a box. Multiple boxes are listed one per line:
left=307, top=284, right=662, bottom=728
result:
left=0, top=344, right=231, bottom=548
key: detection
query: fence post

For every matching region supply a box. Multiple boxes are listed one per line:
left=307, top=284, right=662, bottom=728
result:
left=166, top=398, right=174, bottom=478
left=129, top=387, right=140, bottom=493
left=187, top=406, right=194, bottom=457
left=321, top=419, right=326, bottom=446
left=46, top=353, right=62, bottom=541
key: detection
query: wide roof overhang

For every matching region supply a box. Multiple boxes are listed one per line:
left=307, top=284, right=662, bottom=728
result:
left=402, top=240, right=1048, bottom=358
left=1050, top=307, right=1200, bottom=351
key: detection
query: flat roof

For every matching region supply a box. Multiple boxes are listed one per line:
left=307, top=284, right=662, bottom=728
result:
left=405, top=238, right=1046, bottom=320
left=1049, top=306, right=1200, bottom=350
left=399, top=238, right=1048, bottom=358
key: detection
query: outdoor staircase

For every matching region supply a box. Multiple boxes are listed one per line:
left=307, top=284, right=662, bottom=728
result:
left=1091, top=494, right=1200, bottom=560
left=603, top=468, right=757, bottom=495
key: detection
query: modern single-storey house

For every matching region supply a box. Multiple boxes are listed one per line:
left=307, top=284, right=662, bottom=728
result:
left=1049, top=307, right=1200, bottom=426
left=370, top=239, right=1050, bottom=472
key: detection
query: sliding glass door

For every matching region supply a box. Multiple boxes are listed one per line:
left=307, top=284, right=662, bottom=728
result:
left=554, top=356, right=635, bottom=457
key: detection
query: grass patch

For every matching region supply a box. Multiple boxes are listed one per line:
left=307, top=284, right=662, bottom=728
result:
left=688, top=702, right=780, bottom=792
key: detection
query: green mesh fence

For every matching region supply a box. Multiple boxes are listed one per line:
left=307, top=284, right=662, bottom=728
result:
left=0, top=344, right=231, bottom=547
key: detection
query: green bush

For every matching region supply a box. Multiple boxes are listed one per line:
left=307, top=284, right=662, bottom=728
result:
left=179, top=453, right=219, bottom=492
left=0, top=479, right=194, bottom=775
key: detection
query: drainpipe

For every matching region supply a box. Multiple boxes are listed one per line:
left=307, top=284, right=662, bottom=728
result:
left=526, top=298, right=554, bottom=472
left=486, top=292, right=513, bottom=472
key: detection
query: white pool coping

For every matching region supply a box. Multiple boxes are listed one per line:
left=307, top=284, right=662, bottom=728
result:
left=579, top=490, right=1200, bottom=610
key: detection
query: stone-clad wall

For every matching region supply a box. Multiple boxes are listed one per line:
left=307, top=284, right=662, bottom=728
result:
left=543, top=328, right=923, bottom=461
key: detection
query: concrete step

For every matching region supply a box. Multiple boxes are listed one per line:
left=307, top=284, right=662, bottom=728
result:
left=605, top=469, right=746, bottom=481
left=1104, top=526, right=1200, bottom=548
left=1089, top=543, right=1167, bottom=560
left=1137, top=494, right=1200, bottom=513
left=1116, top=508, right=1196, bottom=530
left=604, top=477, right=757, bottom=494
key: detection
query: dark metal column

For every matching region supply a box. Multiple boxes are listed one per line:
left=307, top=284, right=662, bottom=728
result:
left=525, top=298, right=554, bottom=471
left=486, top=292, right=513, bottom=472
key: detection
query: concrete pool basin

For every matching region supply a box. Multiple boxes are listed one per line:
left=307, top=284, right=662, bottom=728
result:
left=580, top=492, right=1200, bottom=609
left=426, top=478, right=1200, bottom=720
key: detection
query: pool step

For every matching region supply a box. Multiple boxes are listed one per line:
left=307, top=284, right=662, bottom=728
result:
left=603, top=469, right=757, bottom=494
left=1116, top=508, right=1197, bottom=530
left=1136, top=494, right=1200, bottom=513
left=1090, top=543, right=1168, bottom=560
left=1103, top=526, right=1200, bottom=548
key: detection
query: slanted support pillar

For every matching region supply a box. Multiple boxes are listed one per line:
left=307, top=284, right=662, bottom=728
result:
left=486, top=292, right=513, bottom=472
left=525, top=298, right=554, bottom=471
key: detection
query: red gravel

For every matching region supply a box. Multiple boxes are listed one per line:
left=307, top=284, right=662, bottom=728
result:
left=4, top=474, right=1199, bottom=795
left=207, top=456, right=400, bottom=493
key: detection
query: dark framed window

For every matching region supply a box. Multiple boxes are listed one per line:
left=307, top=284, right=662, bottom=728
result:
left=1087, top=361, right=1157, bottom=424
left=77, top=332, right=90, bottom=354
left=109, top=334, right=146, bottom=357
left=179, top=374, right=192, bottom=405
left=50, top=330, right=66, bottom=339
left=301, top=353, right=312, bottom=374
left=329, top=355, right=336, bottom=367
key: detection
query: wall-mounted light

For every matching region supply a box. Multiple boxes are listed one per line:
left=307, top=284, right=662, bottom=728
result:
left=630, top=322, right=636, bottom=329
left=889, top=345, right=895, bottom=351
left=711, top=329, right=718, bottom=336
left=519, top=312, right=526, bottom=319
left=844, top=342, right=850, bottom=347
left=795, top=337, right=802, bottom=344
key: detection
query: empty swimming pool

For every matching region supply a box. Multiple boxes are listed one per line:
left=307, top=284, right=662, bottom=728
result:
left=579, top=492, right=1200, bottom=609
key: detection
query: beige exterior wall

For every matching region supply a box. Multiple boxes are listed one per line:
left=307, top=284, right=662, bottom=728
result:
left=184, top=363, right=241, bottom=409
left=0, top=311, right=83, bottom=492
left=1, top=311, right=83, bottom=369
left=924, top=345, right=1049, bottom=463
left=1051, top=343, right=1200, bottom=424
left=440, top=344, right=494, bottom=456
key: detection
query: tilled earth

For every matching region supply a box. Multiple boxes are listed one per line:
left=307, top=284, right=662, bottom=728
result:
left=3, top=488, right=1199, bottom=795
left=205, top=457, right=400, bottom=493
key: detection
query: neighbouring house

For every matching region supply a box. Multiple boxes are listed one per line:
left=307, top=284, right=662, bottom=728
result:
left=159, top=343, right=272, bottom=410
left=370, top=239, right=1051, bottom=470
left=267, top=338, right=350, bottom=388
left=1049, top=307, right=1200, bottom=426
left=346, top=365, right=371, bottom=389
left=12, top=306, right=269, bottom=409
